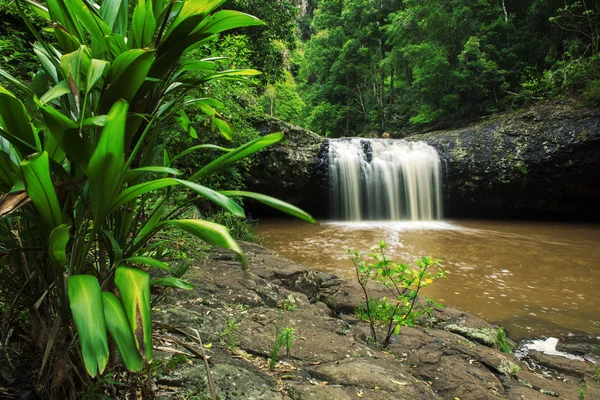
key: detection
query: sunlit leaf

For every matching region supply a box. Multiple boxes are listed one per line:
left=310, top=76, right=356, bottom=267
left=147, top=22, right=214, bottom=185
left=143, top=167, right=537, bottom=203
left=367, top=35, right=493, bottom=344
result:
left=102, top=292, right=144, bottom=372
left=115, top=267, right=153, bottom=362
left=190, top=133, right=283, bottom=180
left=150, top=277, right=194, bottom=290
left=68, top=275, right=109, bottom=378
left=20, top=152, right=62, bottom=228
left=219, top=190, right=316, bottom=224
left=88, top=100, right=128, bottom=221
left=163, top=219, right=245, bottom=266
left=125, top=256, right=173, bottom=272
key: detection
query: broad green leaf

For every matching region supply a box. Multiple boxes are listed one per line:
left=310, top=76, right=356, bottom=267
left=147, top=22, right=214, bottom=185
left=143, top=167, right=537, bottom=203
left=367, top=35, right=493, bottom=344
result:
left=190, top=132, right=283, bottom=180
left=20, top=152, right=62, bottom=228
left=23, top=0, right=50, bottom=20
left=164, top=219, right=245, bottom=266
left=100, top=0, right=128, bottom=36
left=174, top=110, right=198, bottom=138
left=109, top=178, right=244, bottom=217
left=171, top=144, right=231, bottom=164
left=59, top=46, right=89, bottom=108
left=47, top=0, right=83, bottom=44
left=0, top=137, right=20, bottom=190
left=125, top=166, right=181, bottom=182
left=192, top=10, right=265, bottom=36
left=162, top=0, right=225, bottom=43
left=115, top=267, right=153, bottom=362
left=109, top=178, right=177, bottom=211
left=39, top=103, right=94, bottom=170
left=0, top=86, right=37, bottom=154
left=220, top=191, right=316, bottom=224
left=131, top=0, right=156, bottom=48
left=150, top=277, right=194, bottom=290
left=201, top=69, right=261, bottom=82
left=136, top=198, right=165, bottom=241
left=67, top=275, right=109, bottom=378
left=82, top=115, right=108, bottom=127
left=102, top=292, right=144, bottom=372
left=175, top=59, right=219, bottom=76
left=39, top=81, right=70, bottom=104
left=103, top=230, right=123, bottom=268
left=0, top=69, right=35, bottom=98
left=105, top=34, right=128, bottom=57
left=211, top=116, right=232, bottom=141
left=43, top=134, right=66, bottom=163
left=88, top=100, right=128, bottom=221
left=62, top=0, right=111, bottom=55
left=49, top=224, right=70, bottom=267
left=125, top=256, right=173, bottom=272
left=99, top=50, right=155, bottom=114
left=86, top=59, right=109, bottom=93
left=33, top=43, right=60, bottom=84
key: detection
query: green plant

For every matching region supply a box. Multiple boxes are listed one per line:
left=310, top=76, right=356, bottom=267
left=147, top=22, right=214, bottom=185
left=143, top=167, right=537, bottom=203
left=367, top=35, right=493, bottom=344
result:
left=593, top=366, right=600, bottom=383
left=496, top=327, right=512, bottom=353
left=282, top=294, right=297, bottom=311
left=354, top=298, right=394, bottom=325
left=0, top=0, right=315, bottom=397
left=268, top=315, right=296, bottom=371
left=348, top=241, right=446, bottom=348
left=220, top=318, right=241, bottom=352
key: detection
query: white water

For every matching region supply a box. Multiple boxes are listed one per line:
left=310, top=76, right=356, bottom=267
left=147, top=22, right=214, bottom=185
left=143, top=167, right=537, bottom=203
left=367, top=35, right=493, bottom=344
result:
left=328, top=139, right=443, bottom=221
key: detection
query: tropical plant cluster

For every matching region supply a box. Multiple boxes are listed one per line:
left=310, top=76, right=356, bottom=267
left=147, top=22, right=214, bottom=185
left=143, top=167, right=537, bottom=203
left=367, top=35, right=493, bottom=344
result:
left=0, top=0, right=313, bottom=397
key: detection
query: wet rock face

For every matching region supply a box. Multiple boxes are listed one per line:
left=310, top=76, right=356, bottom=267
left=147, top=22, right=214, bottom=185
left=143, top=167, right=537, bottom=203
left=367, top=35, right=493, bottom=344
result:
left=245, top=115, right=328, bottom=217
left=406, top=103, right=600, bottom=219
left=248, top=104, right=600, bottom=219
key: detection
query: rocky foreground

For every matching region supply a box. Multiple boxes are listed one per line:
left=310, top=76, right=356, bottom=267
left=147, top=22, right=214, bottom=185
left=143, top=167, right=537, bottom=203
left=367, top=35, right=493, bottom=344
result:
left=152, top=243, right=600, bottom=399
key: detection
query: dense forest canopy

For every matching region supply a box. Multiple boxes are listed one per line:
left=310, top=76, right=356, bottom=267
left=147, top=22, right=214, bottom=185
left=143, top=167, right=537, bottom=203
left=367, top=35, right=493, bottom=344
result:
left=1, top=0, right=599, bottom=138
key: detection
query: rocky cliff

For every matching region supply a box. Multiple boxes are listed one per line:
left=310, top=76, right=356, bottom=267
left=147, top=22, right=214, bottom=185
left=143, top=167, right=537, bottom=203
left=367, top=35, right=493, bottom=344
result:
left=408, top=103, right=600, bottom=219
left=246, top=103, right=600, bottom=219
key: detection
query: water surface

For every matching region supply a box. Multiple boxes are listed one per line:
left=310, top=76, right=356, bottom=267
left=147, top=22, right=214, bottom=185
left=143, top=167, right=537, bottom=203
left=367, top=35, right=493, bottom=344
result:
left=257, top=219, right=600, bottom=339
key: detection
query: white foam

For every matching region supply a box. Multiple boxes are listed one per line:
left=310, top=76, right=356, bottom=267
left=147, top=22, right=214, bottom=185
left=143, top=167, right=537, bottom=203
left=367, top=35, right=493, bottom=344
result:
left=323, top=220, right=462, bottom=231
left=525, top=337, right=585, bottom=361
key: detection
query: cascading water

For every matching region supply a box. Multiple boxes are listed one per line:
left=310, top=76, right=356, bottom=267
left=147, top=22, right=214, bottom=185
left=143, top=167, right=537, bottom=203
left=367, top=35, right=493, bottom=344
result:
left=328, top=139, right=442, bottom=221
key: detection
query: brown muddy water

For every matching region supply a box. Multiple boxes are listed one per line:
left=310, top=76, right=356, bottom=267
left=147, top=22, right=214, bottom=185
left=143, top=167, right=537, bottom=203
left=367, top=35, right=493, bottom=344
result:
left=257, top=219, right=600, bottom=340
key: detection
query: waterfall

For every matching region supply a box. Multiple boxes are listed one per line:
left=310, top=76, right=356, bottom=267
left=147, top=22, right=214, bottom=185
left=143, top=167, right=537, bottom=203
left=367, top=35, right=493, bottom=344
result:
left=328, top=139, right=442, bottom=221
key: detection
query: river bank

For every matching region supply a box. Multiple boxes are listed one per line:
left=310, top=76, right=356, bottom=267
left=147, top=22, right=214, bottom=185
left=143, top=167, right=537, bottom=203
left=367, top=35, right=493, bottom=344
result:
left=151, top=243, right=600, bottom=399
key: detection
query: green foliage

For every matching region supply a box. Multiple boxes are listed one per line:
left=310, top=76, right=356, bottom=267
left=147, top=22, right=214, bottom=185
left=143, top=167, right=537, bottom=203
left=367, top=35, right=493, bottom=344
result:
left=295, top=0, right=600, bottom=135
left=583, top=79, right=600, bottom=104
left=594, top=365, right=600, bottom=383
left=348, top=241, right=446, bottom=348
left=354, top=298, right=393, bottom=325
left=269, top=314, right=296, bottom=371
left=282, top=294, right=297, bottom=311
left=220, top=318, right=241, bottom=352
left=496, top=327, right=512, bottom=353
left=206, top=211, right=262, bottom=243
left=0, top=0, right=315, bottom=396
left=260, top=69, right=305, bottom=124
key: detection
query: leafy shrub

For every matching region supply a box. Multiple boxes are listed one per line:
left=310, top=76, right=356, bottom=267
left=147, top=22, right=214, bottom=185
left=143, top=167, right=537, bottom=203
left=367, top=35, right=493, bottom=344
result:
left=348, top=241, right=446, bottom=347
left=583, top=79, right=600, bottom=104
left=269, top=314, right=296, bottom=371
